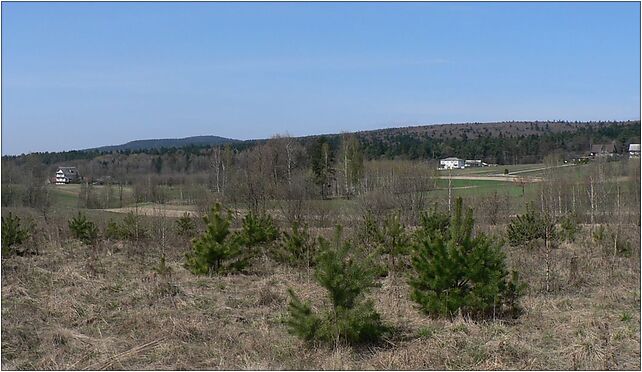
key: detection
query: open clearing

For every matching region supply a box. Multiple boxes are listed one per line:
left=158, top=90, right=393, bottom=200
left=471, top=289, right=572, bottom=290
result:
left=2, top=228, right=639, bottom=370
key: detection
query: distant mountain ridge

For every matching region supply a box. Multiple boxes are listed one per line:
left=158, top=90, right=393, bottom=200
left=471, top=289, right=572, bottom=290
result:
left=91, top=135, right=239, bottom=152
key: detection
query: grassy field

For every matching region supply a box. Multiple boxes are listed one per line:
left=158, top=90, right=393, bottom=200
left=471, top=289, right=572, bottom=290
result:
left=444, top=163, right=548, bottom=176
left=1, top=223, right=639, bottom=369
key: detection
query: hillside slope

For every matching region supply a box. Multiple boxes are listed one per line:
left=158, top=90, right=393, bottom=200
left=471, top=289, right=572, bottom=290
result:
left=91, top=135, right=239, bottom=152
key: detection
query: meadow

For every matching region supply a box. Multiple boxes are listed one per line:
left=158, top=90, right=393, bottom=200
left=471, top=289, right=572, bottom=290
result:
left=1, top=155, right=640, bottom=370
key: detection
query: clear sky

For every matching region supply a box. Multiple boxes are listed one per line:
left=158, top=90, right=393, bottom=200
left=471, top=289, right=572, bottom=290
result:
left=2, top=2, right=640, bottom=155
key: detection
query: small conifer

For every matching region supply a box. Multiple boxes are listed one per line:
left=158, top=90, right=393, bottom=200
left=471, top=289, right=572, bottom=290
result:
left=286, top=226, right=389, bottom=345
left=410, top=198, right=524, bottom=319
left=1, top=213, right=30, bottom=255
left=68, top=212, right=99, bottom=245
left=185, top=203, right=245, bottom=275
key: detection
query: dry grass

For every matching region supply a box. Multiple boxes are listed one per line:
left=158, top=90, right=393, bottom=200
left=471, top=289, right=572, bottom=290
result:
left=1, top=225, right=640, bottom=370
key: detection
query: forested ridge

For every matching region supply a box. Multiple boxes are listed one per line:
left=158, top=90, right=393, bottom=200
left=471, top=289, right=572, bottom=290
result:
left=5, top=120, right=638, bottom=166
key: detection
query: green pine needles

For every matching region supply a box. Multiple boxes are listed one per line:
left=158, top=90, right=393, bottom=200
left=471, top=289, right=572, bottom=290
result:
left=286, top=226, right=389, bottom=345
left=68, top=212, right=99, bottom=245
left=175, top=212, right=196, bottom=237
left=239, top=211, right=279, bottom=248
left=275, top=220, right=314, bottom=268
left=185, top=203, right=246, bottom=275
left=1, top=212, right=31, bottom=255
left=507, top=203, right=556, bottom=247
left=410, top=198, right=525, bottom=319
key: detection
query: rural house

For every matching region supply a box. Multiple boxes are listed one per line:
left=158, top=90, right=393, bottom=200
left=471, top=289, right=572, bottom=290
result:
left=629, top=143, right=640, bottom=158
left=589, top=143, right=617, bottom=158
left=439, top=157, right=465, bottom=170
left=464, top=159, right=487, bottom=168
left=55, top=166, right=80, bottom=184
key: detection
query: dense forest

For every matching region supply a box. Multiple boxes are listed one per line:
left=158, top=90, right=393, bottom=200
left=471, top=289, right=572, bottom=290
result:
left=4, top=120, right=639, bottom=165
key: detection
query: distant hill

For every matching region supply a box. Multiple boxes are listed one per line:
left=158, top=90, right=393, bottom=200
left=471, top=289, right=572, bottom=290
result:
left=91, top=135, right=239, bottom=152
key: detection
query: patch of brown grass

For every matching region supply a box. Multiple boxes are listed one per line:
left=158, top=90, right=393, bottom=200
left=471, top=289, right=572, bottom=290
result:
left=1, top=224, right=640, bottom=370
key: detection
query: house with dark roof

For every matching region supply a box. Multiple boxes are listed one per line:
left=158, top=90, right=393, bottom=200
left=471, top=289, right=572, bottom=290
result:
left=55, top=166, right=80, bottom=184
left=589, top=143, right=617, bottom=158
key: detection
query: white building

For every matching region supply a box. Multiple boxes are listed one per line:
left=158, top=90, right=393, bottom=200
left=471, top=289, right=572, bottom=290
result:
left=629, top=144, right=640, bottom=158
left=464, top=159, right=487, bottom=168
left=55, top=167, right=80, bottom=184
left=439, top=157, right=465, bottom=170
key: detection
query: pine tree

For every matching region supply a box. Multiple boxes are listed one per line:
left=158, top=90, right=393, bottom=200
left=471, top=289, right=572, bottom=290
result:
left=275, top=221, right=314, bottom=268
left=507, top=203, right=557, bottom=292
left=185, top=203, right=245, bottom=275
left=506, top=203, right=554, bottom=247
left=286, top=226, right=388, bottom=345
left=175, top=212, right=196, bottom=237
left=119, top=212, right=148, bottom=241
left=239, top=211, right=279, bottom=248
left=68, top=212, right=99, bottom=245
left=1, top=212, right=30, bottom=255
left=416, top=204, right=450, bottom=240
left=410, top=198, right=524, bottom=319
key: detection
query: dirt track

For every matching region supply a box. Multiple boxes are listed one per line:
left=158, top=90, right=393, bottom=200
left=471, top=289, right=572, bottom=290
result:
left=438, top=175, right=543, bottom=182
left=103, top=205, right=200, bottom=218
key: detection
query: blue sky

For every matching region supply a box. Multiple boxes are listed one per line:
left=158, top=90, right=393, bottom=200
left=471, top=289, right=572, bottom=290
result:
left=2, top=2, right=640, bottom=155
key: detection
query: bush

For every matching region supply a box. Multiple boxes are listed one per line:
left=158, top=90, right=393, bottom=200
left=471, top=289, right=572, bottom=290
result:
left=286, top=226, right=389, bottom=345
left=176, top=212, right=196, bottom=237
left=104, top=219, right=122, bottom=240
left=380, top=212, right=411, bottom=272
left=410, top=198, right=525, bottom=319
left=185, top=204, right=246, bottom=275
left=119, top=212, right=148, bottom=241
left=153, top=253, right=173, bottom=277
left=275, top=221, right=314, bottom=268
left=559, top=214, right=580, bottom=242
left=507, top=203, right=556, bottom=247
left=239, top=211, right=279, bottom=248
left=593, top=225, right=606, bottom=243
left=1, top=212, right=30, bottom=255
left=357, top=211, right=411, bottom=273
left=416, top=204, right=450, bottom=241
left=68, top=212, right=99, bottom=245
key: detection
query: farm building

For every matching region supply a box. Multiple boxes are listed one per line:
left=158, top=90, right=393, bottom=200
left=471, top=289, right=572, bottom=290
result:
left=464, top=159, right=487, bottom=168
left=629, top=144, right=640, bottom=158
left=439, top=157, right=465, bottom=170
left=55, top=166, right=80, bottom=184
left=589, top=143, right=616, bottom=158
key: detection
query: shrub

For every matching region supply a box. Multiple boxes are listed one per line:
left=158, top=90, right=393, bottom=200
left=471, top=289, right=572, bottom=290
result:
left=357, top=211, right=411, bottom=273
left=119, top=212, right=148, bottom=241
left=416, top=204, right=450, bottom=241
left=593, top=225, right=606, bottom=243
left=410, top=198, right=525, bottom=319
left=507, top=203, right=556, bottom=247
left=1, top=212, right=30, bottom=255
left=153, top=253, right=173, bottom=277
left=68, top=212, right=99, bottom=245
left=104, top=219, right=122, bottom=240
left=507, top=204, right=557, bottom=293
left=275, top=221, right=314, bottom=268
left=185, top=204, right=246, bottom=275
left=559, top=214, right=580, bottom=242
left=239, top=211, right=279, bottom=248
left=286, top=226, right=389, bottom=345
left=176, top=212, right=196, bottom=237
left=379, top=212, right=411, bottom=272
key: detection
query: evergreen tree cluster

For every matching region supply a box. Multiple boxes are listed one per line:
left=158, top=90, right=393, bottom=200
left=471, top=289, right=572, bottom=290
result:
left=410, top=199, right=525, bottom=319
